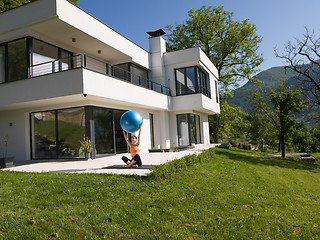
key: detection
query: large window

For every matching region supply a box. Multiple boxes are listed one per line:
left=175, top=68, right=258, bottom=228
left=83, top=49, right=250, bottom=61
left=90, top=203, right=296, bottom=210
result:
left=113, top=63, right=149, bottom=88
left=93, top=108, right=114, bottom=155
left=31, top=107, right=86, bottom=159
left=177, top=114, right=201, bottom=146
left=131, top=64, right=148, bottom=88
left=175, top=66, right=211, bottom=98
left=7, top=39, right=28, bottom=82
left=31, top=39, right=72, bottom=77
left=31, top=111, right=57, bottom=159
left=0, top=45, right=5, bottom=83
left=0, top=37, right=72, bottom=83
left=57, top=108, right=86, bottom=158
left=30, top=106, right=129, bottom=159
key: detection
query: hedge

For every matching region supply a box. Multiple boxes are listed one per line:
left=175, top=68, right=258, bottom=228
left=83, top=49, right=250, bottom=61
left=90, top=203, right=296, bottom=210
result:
left=149, top=148, right=215, bottom=180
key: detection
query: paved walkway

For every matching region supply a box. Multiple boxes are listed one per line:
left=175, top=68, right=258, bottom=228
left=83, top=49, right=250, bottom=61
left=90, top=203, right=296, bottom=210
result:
left=2, top=144, right=218, bottom=176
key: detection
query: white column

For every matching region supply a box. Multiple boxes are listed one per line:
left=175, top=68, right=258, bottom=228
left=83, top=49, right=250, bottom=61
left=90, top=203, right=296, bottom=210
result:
left=159, top=110, right=170, bottom=149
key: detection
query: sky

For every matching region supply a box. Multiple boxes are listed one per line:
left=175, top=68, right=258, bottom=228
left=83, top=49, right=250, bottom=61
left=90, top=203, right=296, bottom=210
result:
left=78, top=0, right=320, bottom=75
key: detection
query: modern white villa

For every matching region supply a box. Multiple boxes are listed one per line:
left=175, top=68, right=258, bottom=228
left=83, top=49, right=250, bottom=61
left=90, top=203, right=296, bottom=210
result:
left=0, top=0, right=220, bottom=162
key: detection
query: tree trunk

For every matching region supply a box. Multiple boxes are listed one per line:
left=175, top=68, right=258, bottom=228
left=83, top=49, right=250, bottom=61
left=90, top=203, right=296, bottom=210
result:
left=212, top=114, right=219, bottom=143
left=260, top=139, right=264, bottom=152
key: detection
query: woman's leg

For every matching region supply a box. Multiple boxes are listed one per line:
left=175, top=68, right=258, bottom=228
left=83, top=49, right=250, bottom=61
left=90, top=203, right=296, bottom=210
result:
left=122, top=156, right=130, bottom=164
left=132, top=154, right=142, bottom=167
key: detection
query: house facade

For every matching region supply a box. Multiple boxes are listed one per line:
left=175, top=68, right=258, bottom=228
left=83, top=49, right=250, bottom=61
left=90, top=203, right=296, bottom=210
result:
left=0, top=0, right=220, bottom=161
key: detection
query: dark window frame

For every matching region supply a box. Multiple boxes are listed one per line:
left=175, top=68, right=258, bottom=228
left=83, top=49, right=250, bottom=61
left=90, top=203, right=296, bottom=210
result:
left=176, top=113, right=202, bottom=146
left=175, top=66, right=211, bottom=98
left=30, top=106, right=88, bottom=160
left=0, top=36, right=73, bottom=84
left=29, top=105, right=130, bottom=160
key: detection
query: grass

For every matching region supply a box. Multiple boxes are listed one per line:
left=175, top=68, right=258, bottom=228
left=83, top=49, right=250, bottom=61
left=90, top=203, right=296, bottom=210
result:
left=1, top=148, right=320, bottom=239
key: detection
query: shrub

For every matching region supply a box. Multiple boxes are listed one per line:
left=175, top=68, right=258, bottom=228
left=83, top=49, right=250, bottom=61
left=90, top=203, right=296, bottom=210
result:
left=219, top=141, right=232, bottom=149
left=238, top=143, right=252, bottom=150
left=150, top=148, right=215, bottom=180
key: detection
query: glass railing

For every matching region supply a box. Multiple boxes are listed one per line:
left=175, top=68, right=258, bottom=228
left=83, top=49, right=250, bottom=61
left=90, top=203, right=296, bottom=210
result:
left=29, top=54, right=171, bottom=96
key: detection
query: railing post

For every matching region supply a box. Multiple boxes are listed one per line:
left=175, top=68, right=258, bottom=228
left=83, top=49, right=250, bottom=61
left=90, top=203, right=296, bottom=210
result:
left=52, top=61, right=55, bottom=73
left=84, top=54, right=87, bottom=68
left=106, top=64, right=109, bottom=75
left=139, top=76, right=141, bottom=86
left=161, top=85, right=163, bottom=94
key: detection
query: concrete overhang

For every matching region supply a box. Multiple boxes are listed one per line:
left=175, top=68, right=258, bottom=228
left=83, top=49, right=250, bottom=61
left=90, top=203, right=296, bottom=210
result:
left=171, top=94, right=220, bottom=115
left=0, top=68, right=170, bottom=112
left=0, top=0, right=149, bottom=67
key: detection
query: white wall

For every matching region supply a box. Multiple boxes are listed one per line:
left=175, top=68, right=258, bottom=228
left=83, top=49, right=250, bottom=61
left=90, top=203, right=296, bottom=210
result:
left=201, top=114, right=210, bottom=145
left=0, top=110, right=28, bottom=161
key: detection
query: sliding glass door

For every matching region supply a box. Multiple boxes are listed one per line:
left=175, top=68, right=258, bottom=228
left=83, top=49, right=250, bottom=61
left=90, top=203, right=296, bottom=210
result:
left=31, top=111, right=57, bottom=159
left=93, top=108, right=114, bottom=155
left=177, top=114, right=201, bottom=146
left=30, top=106, right=128, bottom=159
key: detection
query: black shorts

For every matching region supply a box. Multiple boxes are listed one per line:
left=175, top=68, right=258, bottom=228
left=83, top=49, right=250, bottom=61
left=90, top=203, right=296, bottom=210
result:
left=122, top=154, right=142, bottom=166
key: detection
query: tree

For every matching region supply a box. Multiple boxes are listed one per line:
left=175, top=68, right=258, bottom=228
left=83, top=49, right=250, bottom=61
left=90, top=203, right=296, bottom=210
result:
left=0, top=0, right=78, bottom=13
left=289, top=121, right=320, bottom=153
left=250, top=83, right=304, bottom=157
left=209, top=100, right=247, bottom=142
left=275, top=28, right=320, bottom=107
left=165, top=5, right=263, bottom=142
left=246, top=113, right=276, bottom=151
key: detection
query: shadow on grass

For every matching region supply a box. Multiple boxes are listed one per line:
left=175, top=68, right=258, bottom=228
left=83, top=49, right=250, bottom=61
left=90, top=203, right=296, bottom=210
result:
left=216, top=148, right=320, bottom=173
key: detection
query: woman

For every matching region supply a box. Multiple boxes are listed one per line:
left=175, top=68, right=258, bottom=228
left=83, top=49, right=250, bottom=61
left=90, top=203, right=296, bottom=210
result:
left=122, top=123, right=142, bottom=168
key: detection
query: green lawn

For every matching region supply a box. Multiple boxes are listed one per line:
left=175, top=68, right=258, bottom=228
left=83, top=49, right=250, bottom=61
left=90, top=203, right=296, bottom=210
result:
left=1, top=148, right=320, bottom=239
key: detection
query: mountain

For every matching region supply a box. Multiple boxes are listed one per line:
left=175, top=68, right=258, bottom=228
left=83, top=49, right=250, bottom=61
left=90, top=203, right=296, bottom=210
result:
left=227, top=65, right=320, bottom=126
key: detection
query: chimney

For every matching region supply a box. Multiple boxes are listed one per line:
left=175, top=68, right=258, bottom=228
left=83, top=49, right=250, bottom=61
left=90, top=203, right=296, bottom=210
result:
left=147, top=29, right=166, bottom=88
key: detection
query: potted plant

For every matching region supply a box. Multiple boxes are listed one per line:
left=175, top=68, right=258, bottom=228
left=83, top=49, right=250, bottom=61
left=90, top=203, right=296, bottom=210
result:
left=0, top=135, right=12, bottom=168
left=148, top=147, right=163, bottom=153
left=79, top=136, right=94, bottom=159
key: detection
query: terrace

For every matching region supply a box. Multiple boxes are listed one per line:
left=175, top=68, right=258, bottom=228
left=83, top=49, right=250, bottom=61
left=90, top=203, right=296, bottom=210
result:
left=29, top=54, right=171, bottom=96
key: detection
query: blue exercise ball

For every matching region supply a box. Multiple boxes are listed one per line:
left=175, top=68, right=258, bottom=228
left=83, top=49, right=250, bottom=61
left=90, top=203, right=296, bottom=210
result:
left=120, top=111, right=143, bottom=133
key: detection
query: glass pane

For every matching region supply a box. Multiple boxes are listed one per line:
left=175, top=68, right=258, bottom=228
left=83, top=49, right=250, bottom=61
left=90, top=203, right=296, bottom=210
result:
left=204, top=72, right=210, bottom=97
left=93, top=108, right=114, bottom=155
left=196, top=115, right=201, bottom=144
left=31, top=39, right=59, bottom=77
left=131, top=64, right=148, bottom=88
left=190, top=114, right=197, bottom=144
left=0, top=45, right=5, bottom=83
left=114, top=110, right=128, bottom=154
left=176, top=68, right=185, bottom=95
left=215, top=80, right=219, bottom=102
left=31, top=111, right=57, bottom=159
left=61, top=50, right=71, bottom=71
left=85, top=55, right=107, bottom=74
left=149, top=113, right=155, bottom=148
left=113, top=63, right=130, bottom=80
left=57, top=108, right=86, bottom=158
left=177, top=114, right=189, bottom=146
left=8, top=39, right=27, bottom=82
left=186, top=67, right=196, bottom=93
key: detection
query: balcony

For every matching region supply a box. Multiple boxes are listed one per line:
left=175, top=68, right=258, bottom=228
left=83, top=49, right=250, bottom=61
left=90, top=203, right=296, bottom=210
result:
left=28, top=54, right=171, bottom=96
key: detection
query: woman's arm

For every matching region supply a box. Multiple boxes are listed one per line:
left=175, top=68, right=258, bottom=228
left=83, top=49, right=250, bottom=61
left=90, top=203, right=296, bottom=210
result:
left=123, top=130, right=131, bottom=146
left=137, top=122, right=143, bottom=146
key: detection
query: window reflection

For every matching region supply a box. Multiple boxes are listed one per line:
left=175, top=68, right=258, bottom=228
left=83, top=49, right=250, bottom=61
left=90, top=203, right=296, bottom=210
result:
left=93, top=108, right=114, bottom=155
left=177, top=114, right=201, bottom=146
left=57, top=108, right=86, bottom=158
left=8, top=39, right=27, bottom=82
left=0, top=45, right=4, bottom=83
left=175, top=66, right=211, bottom=98
left=31, top=111, right=57, bottom=159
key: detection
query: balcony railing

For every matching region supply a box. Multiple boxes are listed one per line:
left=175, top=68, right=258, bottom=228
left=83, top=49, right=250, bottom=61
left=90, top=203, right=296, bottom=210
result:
left=29, top=54, right=171, bottom=96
